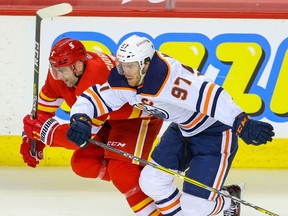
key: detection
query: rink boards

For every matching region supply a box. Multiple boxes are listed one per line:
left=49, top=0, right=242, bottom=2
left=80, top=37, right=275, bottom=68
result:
left=1, top=136, right=287, bottom=168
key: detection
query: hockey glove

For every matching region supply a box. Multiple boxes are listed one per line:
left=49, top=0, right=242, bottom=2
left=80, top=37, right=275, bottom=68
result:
left=232, top=112, right=275, bottom=145
left=23, top=113, right=59, bottom=145
left=20, top=132, right=45, bottom=168
left=67, top=113, right=92, bottom=148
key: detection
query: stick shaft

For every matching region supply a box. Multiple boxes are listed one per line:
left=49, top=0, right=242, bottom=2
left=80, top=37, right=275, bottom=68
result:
left=30, top=13, right=41, bottom=156
left=30, top=3, right=72, bottom=156
left=88, top=138, right=279, bottom=216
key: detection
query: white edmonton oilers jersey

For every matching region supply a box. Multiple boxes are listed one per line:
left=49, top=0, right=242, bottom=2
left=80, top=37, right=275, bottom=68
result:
left=71, top=51, right=243, bottom=137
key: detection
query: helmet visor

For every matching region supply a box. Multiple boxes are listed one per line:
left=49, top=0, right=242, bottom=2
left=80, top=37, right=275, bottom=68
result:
left=116, top=60, right=140, bottom=75
left=115, top=59, right=124, bottom=75
left=49, top=64, right=73, bottom=80
left=49, top=64, right=62, bottom=80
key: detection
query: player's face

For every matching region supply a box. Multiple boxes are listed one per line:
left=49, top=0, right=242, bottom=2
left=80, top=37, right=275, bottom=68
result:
left=50, top=65, right=78, bottom=87
left=121, top=62, right=141, bottom=87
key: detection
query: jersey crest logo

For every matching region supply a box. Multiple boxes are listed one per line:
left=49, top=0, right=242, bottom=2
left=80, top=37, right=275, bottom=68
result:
left=134, top=103, right=169, bottom=119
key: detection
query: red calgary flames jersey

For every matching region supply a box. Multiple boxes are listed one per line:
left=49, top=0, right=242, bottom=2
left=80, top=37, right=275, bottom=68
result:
left=37, top=51, right=163, bottom=163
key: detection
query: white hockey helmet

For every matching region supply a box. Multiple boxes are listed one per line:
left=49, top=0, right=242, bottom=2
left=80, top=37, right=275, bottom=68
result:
left=116, top=35, right=155, bottom=76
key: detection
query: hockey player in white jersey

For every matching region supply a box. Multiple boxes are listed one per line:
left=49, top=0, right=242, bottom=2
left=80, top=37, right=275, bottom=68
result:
left=67, top=35, right=274, bottom=216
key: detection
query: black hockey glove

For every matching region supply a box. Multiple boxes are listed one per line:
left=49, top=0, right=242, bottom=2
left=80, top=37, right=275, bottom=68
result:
left=232, top=112, right=274, bottom=145
left=66, top=113, right=92, bottom=148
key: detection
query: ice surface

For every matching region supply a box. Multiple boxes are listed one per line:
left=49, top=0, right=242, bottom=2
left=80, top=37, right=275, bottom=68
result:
left=0, top=167, right=286, bottom=216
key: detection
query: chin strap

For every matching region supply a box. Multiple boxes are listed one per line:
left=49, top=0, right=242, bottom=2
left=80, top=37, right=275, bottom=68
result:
left=73, top=64, right=86, bottom=85
left=74, top=74, right=81, bottom=86
left=137, top=65, right=146, bottom=86
left=137, top=73, right=146, bottom=86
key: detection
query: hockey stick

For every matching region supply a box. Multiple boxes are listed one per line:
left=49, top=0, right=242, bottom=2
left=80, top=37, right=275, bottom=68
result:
left=88, top=138, right=279, bottom=216
left=30, top=3, right=73, bottom=156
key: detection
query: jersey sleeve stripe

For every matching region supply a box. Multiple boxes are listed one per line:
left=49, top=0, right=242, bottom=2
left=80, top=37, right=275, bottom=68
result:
left=179, top=113, right=205, bottom=129
left=210, top=87, right=223, bottom=118
left=91, top=118, right=105, bottom=127
left=81, top=94, right=99, bottom=117
left=38, top=104, right=59, bottom=113
left=38, top=95, right=63, bottom=107
left=180, top=112, right=198, bottom=125
left=86, top=88, right=105, bottom=116
left=180, top=115, right=209, bottom=133
left=80, top=86, right=112, bottom=118
left=196, top=81, right=208, bottom=112
left=197, top=82, right=224, bottom=118
left=39, top=91, right=58, bottom=102
left=203, top=83, right=216, bottom=114
left=91, top=85, right=113, bottom=113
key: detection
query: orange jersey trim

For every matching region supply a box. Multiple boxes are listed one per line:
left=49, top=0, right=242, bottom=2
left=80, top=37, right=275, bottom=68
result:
left=179, top=113, right=205, bottom=129
left=203, top=83, right=216, bottom=114
left=86, top=88, right=106, bottom=116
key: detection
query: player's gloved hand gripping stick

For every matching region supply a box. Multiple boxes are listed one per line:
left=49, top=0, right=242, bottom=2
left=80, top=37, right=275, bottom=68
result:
left=66, top=113, right=92, bottom=148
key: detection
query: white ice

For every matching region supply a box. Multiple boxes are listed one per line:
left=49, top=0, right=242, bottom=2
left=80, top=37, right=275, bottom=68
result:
left=0, top=167, right=286, bottom=216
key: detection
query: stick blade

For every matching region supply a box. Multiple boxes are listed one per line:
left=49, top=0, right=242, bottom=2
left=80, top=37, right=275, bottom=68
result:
left=36, top=3, right=73, bottom=19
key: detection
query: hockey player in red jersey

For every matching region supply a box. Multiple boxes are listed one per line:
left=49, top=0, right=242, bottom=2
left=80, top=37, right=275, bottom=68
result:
left=20, top=38, right=163, bottom=216
left=67, top=35, right=275, bottom=216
